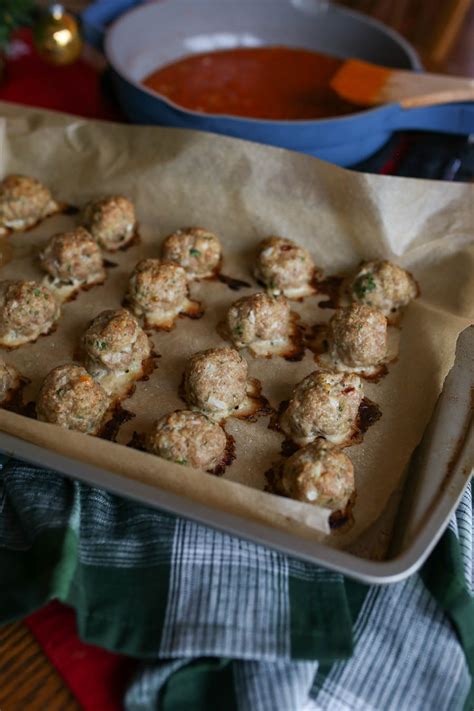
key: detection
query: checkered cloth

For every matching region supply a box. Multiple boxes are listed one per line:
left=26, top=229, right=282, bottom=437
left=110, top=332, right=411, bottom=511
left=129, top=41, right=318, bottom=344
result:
left=1, top=457, right=472, bottom=710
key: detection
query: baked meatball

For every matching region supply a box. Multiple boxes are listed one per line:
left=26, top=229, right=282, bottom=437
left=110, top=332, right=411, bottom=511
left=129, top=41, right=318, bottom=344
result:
left=126, top=259, right=192, bottom=328
left=0, top=358, right=21, bottom=406
left=184, top=347, right=248, bottom=420
left=162, top=227, right=221, bottom=279
left=82, top=195, right=136, bottom=251
left=0, top=280, right=60, bottom=347
left=147, top=409, right=227, bottom=470
left=39, top=227, right=105, bottom=298
left=280, top=372, right=363, bottom=446
left=350, top=260, right=418, bottom=316
left=227, top=292, right=292, bottom=355
left=328, top=304, right=387, bottom=370
left=276, top=440, right=354, bottom=511
left=254, top=237, right=315, bottom=298
left=0, top=175, right=60, bottom=234
left=82, top=308, right=151, bottom=396
left=37, top=364, right=109, bottom=434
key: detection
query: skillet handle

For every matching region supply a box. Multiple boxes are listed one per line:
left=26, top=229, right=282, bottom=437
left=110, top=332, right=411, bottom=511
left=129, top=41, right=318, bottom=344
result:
left=81, top=0, right=143, bottom=49
left=387, top=103, right=474, bottom=136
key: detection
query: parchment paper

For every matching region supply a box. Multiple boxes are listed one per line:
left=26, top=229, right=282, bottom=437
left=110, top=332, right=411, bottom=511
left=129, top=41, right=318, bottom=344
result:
left=0, top=102, right=472, bottom=549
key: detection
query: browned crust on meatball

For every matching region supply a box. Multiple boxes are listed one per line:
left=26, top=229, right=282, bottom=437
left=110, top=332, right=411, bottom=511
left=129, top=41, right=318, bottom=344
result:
left=161, top=226, right=222, bottom=280
left=306, top=312, right=392, bottom=381
left=127, top=421, right=235, bottom=475
left=0, top=175, right=67, bottom=236
left=0, top=280, right=60, bottom=349
left=82, top=195, right=137, bottom=252
left=140, top=299, right=204, bottom=332
left=182, top=347, right=248, bottom=419
left=80, top=308, right=155, bottom=402
left=347, top=259, right=419, bottom=322
left=0, top=360, right=28, bottom=412
left=180, top=348, right=271, bottom=422
left=278, top=372, right=364, bottom=447
left=219, top=292, right=305, bottom=361
left=328, top=305, right=387, bottom=368
left=81, top=308, right=149, bottom=368
left=36, top=364, right=111, bottom=434
left=124, top=259, right=203, bottom=332
left=39, top=226, right=106, bottom=302
left=273, top=394, right=381, bottom=451
left=254, top=236, right=319, bottom=300
left=265, top=441, right=355, bottom=525
left=146, top=409, right=234, bottom=472
left=314, top=261, right=420, bottom=325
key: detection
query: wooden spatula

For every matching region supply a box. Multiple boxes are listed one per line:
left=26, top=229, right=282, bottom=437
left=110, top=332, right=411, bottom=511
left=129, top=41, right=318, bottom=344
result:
left=330, top=59, right=474, bottom=108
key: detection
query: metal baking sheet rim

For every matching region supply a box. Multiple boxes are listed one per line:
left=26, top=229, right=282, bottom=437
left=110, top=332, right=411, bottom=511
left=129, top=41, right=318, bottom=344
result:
left=0, top=326, right=472, bottom=585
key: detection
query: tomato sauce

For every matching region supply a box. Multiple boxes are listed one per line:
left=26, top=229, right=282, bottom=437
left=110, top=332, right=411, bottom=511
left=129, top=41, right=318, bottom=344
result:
left=142, top=46, right=357, bottom=120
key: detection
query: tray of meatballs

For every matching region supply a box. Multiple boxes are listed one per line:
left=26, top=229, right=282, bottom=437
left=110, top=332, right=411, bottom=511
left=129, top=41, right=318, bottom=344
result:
left=0, top=108, right=472, bottom=581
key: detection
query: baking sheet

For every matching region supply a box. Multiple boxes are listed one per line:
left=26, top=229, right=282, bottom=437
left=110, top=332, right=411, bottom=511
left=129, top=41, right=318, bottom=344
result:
left=0, top=102, right=473, bottom=548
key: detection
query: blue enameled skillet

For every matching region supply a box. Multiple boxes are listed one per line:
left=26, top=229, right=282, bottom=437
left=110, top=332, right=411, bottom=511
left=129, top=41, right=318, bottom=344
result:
left=84, top=0, right=474, bottom=166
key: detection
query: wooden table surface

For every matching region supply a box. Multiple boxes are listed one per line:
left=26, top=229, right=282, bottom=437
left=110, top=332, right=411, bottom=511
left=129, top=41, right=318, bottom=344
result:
left=0, top=622, right=80, bottom=710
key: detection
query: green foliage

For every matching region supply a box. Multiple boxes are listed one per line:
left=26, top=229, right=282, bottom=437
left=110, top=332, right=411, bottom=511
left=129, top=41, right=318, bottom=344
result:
left=0, top=0, right=35, bottom=51
left=353, top=272, right=376, bottom=299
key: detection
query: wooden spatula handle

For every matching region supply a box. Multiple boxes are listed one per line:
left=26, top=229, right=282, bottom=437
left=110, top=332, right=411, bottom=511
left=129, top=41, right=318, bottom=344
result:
left=397, top=71, right=474, bottom=108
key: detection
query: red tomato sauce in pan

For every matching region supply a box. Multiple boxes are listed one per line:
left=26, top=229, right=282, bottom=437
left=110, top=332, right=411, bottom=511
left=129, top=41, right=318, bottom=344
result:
left=142, top=46, right=357, bottom=120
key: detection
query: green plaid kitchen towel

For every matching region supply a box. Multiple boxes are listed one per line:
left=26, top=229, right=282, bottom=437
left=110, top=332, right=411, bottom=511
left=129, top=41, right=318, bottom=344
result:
left=1, top=457, right=473, bottom=711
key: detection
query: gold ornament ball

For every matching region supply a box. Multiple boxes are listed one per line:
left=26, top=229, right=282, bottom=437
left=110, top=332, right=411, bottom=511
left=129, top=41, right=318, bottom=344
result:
left=33, top=9, right=82, bottom=65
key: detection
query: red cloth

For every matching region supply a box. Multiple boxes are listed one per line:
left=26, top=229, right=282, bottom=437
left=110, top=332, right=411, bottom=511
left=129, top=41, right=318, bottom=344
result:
left=379, top=135, right=412, bottom=175
left=0, top=29, right=121, bottom=120
left=26, top=602, right=134, bottom=711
